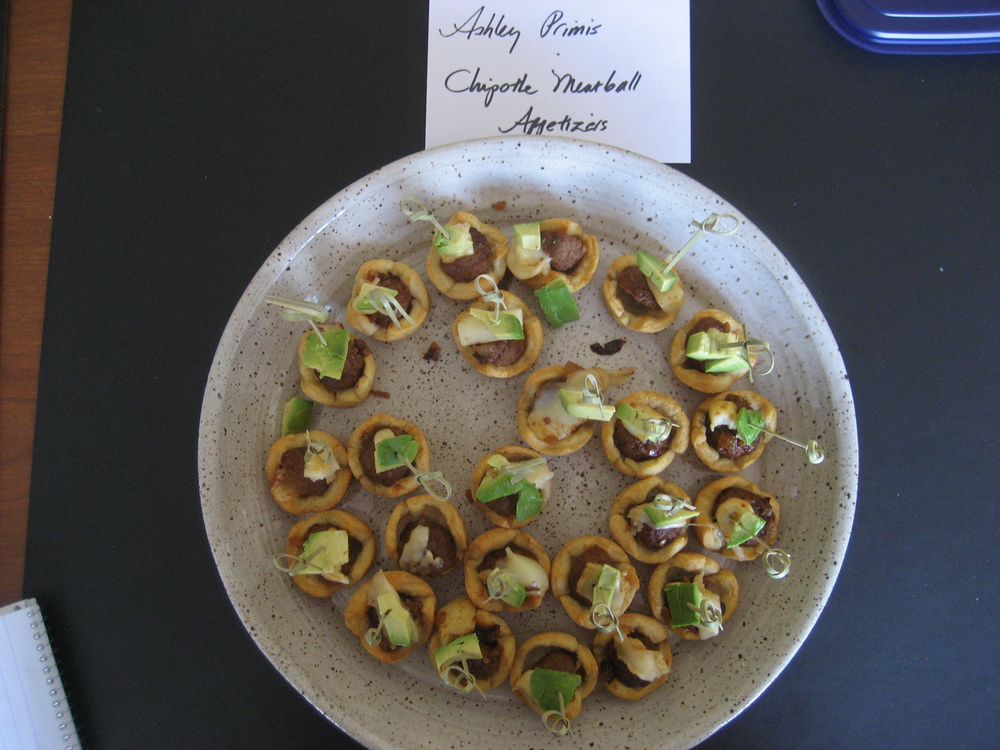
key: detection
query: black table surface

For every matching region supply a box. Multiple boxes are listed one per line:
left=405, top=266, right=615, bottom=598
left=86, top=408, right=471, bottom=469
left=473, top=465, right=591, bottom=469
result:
left=25, top=3, right=998, bottom=748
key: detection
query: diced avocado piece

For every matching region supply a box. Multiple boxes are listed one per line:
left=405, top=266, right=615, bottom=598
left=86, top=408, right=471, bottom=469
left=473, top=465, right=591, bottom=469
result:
left=592, top=564, right=621, bottom=607
left=530, top=668, right=582, bottom=713
left=726, top=509, right=766, bottom=549
left=476, top=472, right=519, bottom=503
left=665, top=582, right=702, bottom=627
left=374, top=433, right=419, bottom=473
left=302, top=328, right=350, bottom=380
left=703, top=355, right=748, bottom=373
left=558, top=388, right=614, bottom=421
left=468, top=308, right=525, bottom=340
left=433, top=632, right=483, bottom=671
left=280, top=397, right=313, bottom=436
left=434, top=223, right=474, bottom=257
left=513, top=221, right=541, bottom=252
left=533, top=280, right=580, bottom=328
left=615, top=402, right=668, bottom=442
left=300, top=529, right=349, bottom=575
left=736, top=407, right=766, bottom=445
left=685, top=330, right=740, bottom=361
left=377, top=594, right=416, bottom=647
left=514, top=481, right=545, bottom=523
left=643, top=505, right=698, bottom=529
left=635, top=250, right=678, bottom=292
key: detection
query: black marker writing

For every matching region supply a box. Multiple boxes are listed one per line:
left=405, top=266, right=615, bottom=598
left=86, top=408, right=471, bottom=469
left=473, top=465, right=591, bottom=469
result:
left=498, top=106, right=609, bottom=135
left=439, top=6, right=522, bottom=54
left=445, top=68, right=537, bottom=108
left=551, top=69, right=641, bottom=94
left=539, top=11, right=602, bottom=38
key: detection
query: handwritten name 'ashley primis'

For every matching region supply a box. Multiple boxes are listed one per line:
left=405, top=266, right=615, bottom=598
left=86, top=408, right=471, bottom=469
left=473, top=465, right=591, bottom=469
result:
left=439, top=8, right=601, bottom=54
left=446, top=68, right=641, bottom=108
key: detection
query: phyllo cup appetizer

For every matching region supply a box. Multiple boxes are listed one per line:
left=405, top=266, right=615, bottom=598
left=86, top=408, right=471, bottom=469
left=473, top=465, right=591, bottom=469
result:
left=278, top=509, right=376, bottom=597
left=265, top=429, right=352, bottom=514
left=425, top=211, right=509, bottom=300
left=691, top=389, right=776, bottom=473
left=507, top=218, right=600, bottom=292
left=428, top=596, right=516, bottom=694
left=385, top=494, right=467, bottom=579
left=669, top=309, right=756, bottom=393
left=592, top=613, right=672, bottom=700
left=550, top=536, right=640, bottom=632
left=517, top=362, right=634, bottom=456
left=344, top=569, right=436, bottom=664
left=347, top=413, right=431, bottom=497
left=297, top=322, right=376, bottom=407
left=464, top=528, right=551, bottom=612
left=452, top=284, right=543, bottom=378
left=602, top=253, right=684, bottom=333
left=469, top=445, right=553, bottom=528
left=346, top=259, right=430, bottom=342
left=693, top=476, right=781, bottom=563
left=600, top=390, right=690, bottom=477
left=509, top=632, right=599, bottom=735
left=608, top=478, right=694, bottom=564
left=648, top=551, right=739, bottom=641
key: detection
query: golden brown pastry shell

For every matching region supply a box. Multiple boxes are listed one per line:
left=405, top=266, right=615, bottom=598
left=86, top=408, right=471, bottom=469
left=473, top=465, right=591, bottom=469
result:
left=668, top=309, right=755, bottom=393
left=385, top=494, right=468, bottom=578
left=516, top=363, right=634, bottom=456
left=600, top=390, right=690, bottom=477
left=297, top=323, right=376, bottom=407
left=284, top=509, right=376, bottom=597
left=427, top=595, right=515, bottom=691
left=690, top=389, right=776, bottom=473
left=601, top=255, right=684, bottom=333
left=550, top=535, right=640, bottom=630
left=264, top=430, right=352, bottom=514
left=694, top=475, right=781, bottom=561
left=451, top=290, right=543, bottom=378
left=468, top=445, right=550, bottom=528
left=509, top=631, right=598, bottom=720
left=608, top=477, right=691, bottom=564
left=510, top=218, right=600, bottom=292
left=345, top=259, right=430, bottom=342
left=343, top=570, right=436, bottom=664
left=591, top=613, right=673, bottom=699
left=347, top=413, right=430, bottom=497
left=464, top=527, right=551, bottom=612
left=426, top=211, right=509, bottom=300
left=648, top=551, right=740, bottom=639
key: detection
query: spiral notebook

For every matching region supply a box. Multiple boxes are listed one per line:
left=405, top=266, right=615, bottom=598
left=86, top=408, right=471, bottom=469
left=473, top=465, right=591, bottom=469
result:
left=0, top=599, right=80, bottom=750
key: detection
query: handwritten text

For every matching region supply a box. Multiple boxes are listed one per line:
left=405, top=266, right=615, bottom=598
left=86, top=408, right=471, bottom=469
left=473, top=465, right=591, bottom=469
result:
left=439, top=6, right=522, bottom=54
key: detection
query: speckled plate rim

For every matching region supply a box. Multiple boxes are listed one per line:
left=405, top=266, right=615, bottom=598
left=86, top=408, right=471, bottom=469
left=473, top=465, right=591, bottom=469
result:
left=198, top=135, right=858, bottom=750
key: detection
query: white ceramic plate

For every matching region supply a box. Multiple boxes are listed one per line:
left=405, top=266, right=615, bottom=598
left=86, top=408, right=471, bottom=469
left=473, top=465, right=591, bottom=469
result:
left=198, top=136, right=858, bottom=750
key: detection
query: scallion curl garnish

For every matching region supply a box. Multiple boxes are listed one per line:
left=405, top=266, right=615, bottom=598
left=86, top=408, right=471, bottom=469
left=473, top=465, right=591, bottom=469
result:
left=662, top=212, right=739, bottom=276
left=653, top=493, right=696, bottom=515
left=398, top=454, right=452, bottom=501
left=540, top=691, right=572, bottom=737
left=735, top=408, right=825, bottom=464
left=272, top=547, right=322, bottom=575
left=589, top=601, right=623, bottom=641
left=687, top=598, right=723, bottom=629
left=716, top=322, right=774, bottom=382
left=499, top=456, right=547, bottom=479
left=265, top=295, right=330, bottom=339
left=484, top=569, right=519, bottom=604
left=366, top=286, right=416, bottom=329
left=364, top=611, right=390, bottom=647
left=474, top=273, right=507, bottom=323
left=399, top=196, right=451, bottom=236
left=442, top=661, right=486, bottom=698
left=304, top=430, right=333, bottom=467
left=731, top=518, right=792, bottom=579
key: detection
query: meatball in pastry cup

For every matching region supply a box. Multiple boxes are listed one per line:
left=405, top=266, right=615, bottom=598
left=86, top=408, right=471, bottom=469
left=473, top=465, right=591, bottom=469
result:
left=347, top=413, right=430, bottom=497
left=694, top=476, right=781, bottom=562
left=592, top=613, right=672, bottom=700
left=608, top=477, right=692, bottom=564
left=602, top=254, right=684, bottom=333
left=648, top=551, right=739, bottom=640
left=691, top=389, right=776, bottom=473
left=385, top=494, right=467, bottom=579
left=426, top=211, right=509, bottom=300
left=427, top=595, right=516, bottom=692
left=669, top=309, right=755, bottom=393
left=297, top=323, right=376, bottom=407
left=452, top=290, right=543, bottom=378
left=265, top=430, right=352, bottom=514
left=344, top=569, right=436, bottom=664
left=600, top=390, right=690, bottom=477
left=509, top=631, right=599, bottom=722
left=283, top=509, right=376, bottom=597
left=346, top=259, right=430, bottom=342
left=550, top=535, right=640, bottom=630
left=517, top=362, right=634, bottom=456
left=464, top=528, right=551, bottom=612
left=468, top=444, right=553, bottom=528
left=508, top=218, right=600, bottom=292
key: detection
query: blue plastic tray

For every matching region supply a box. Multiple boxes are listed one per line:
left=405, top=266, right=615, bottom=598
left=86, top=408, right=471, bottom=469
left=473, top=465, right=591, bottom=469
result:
left=816, top=0, right=1000, bottom=53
